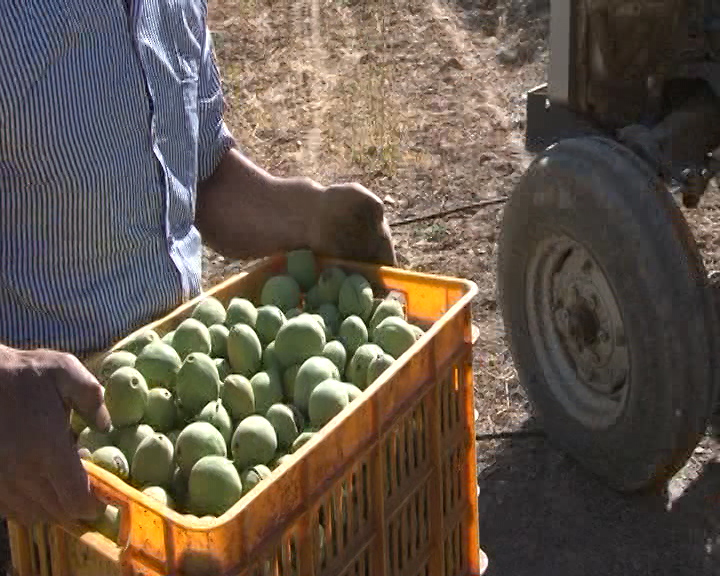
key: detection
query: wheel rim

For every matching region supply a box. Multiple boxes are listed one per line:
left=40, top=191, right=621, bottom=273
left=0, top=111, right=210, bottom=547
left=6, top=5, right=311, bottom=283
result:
left=526, top=235, right=630, bottom=429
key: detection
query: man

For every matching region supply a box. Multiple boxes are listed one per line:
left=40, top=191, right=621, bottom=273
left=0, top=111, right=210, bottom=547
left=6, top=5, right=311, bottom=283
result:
left=0, top=0, right=395, bottom=544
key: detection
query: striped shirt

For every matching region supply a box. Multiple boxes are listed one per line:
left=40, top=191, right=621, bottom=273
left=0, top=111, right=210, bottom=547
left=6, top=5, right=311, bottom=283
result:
left=0, top=0, right=235, bottom=357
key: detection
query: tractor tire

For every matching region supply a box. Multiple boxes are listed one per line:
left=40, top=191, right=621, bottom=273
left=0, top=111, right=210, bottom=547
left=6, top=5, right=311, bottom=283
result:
left=497, top=135, right=719, bottom=492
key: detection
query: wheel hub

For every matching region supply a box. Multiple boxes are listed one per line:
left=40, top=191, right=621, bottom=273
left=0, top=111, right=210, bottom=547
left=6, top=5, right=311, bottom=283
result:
left=527, top=236, right=630, bottom=429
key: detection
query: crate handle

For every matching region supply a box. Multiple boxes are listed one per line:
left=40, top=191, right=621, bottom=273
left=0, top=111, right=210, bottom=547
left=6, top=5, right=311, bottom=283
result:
left=81, top=465, right=132, bottom=545
left=88, top=471, right=128, bottom=510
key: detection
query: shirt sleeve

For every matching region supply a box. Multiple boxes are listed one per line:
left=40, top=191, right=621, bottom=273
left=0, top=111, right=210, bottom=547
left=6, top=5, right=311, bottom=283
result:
left=197, top=26, right=236, bottom=183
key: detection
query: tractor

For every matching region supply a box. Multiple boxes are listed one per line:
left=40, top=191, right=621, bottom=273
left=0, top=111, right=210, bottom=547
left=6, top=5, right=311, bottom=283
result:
left=497, top=0, right=720, bottom=492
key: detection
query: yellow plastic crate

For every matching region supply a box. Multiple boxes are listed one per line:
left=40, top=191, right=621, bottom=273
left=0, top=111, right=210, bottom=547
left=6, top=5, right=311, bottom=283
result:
left=8, top=255, right=488, bottom=576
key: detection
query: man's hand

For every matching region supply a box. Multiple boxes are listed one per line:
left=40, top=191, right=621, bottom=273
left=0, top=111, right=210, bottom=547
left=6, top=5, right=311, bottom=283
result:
left=196, top=148, right=397, bottom=266
left=309, top=182, right=397, bottom=267
left=0, top=346, right=110, bottom=527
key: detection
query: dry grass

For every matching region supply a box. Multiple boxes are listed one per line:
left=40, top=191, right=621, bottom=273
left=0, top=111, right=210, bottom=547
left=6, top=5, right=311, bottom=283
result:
left=203, top=0, right=548, bottom=438
left=202, top=0, right=720, bottom=444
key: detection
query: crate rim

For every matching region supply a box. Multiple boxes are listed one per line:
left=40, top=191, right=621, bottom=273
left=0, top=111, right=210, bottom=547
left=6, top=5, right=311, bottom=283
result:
left=79, top=255, right=480, bottom=535
left=92, top=256, right=478, bottom=362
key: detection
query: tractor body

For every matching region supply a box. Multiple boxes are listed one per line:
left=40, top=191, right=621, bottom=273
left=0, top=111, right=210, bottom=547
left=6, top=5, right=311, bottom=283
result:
left=498, top=0, right=720, bottom=492
left=526, top=0, right=720, bottom=206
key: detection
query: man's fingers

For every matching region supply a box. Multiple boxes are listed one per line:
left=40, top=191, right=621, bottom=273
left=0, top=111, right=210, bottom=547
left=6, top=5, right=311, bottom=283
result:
left=46, top=432, right=101, bottom=521
left=0, top=489, right=32, bottom=526
left=55, top=355, right=111, bottom=433
left=9, top=456, right=80, bottom=525
left=353, top=184, right=385, bottom=221
left=0, top=495, right=42, bottom=528
left=374, top=240, right=397, bottom=267
left=0, top=474, right=56, bottom=528
left=374, top=220, right=397, bottom=267
left=21, top=474, right=69, bottom=525
left=327, top=183, right=385, bottom=221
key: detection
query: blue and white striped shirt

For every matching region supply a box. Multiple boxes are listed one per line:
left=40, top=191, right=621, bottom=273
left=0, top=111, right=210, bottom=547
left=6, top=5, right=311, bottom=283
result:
left=0, top=0, right=235, bottom=357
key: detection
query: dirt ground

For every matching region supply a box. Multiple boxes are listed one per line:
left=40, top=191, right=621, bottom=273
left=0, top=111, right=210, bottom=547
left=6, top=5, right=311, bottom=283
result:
left=203, top=0, right=720, bottom=574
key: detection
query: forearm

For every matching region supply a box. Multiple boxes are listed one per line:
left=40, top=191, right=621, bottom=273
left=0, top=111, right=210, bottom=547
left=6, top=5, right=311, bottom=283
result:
left=196, top=148, right=322, bottom=260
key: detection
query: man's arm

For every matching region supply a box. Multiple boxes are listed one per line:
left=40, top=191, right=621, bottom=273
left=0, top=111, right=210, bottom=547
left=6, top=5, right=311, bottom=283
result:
left=194, top=27, right=396, bottom=265
left=196, top=148, right=324, bottom=259
left=196, top=147, right=397, bottom=266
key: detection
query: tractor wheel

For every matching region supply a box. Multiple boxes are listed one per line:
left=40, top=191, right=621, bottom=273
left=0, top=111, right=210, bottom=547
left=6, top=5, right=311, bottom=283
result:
left=497, top=135, right=719, bottom=492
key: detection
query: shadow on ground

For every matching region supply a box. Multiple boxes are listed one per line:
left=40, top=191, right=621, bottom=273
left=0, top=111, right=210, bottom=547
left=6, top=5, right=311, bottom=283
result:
left=444, top=0, right=550, bottom=71
left=477, top=420, right=720, bottom=576
left=0, top=520, right=6, bottom=575
left=450, top=0, right=549, bottom=39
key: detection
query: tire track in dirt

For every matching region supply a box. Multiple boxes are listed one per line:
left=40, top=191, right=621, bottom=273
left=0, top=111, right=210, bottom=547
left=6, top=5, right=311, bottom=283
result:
left=428, top=0, right=517, bottom=147
left=308, top=0, right=323, bottom=170
left=292, top=0, right=327, bottom=175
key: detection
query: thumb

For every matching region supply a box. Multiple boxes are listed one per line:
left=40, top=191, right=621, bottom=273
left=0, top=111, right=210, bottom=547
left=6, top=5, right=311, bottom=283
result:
left=55, top=354, right=112, bottom=433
